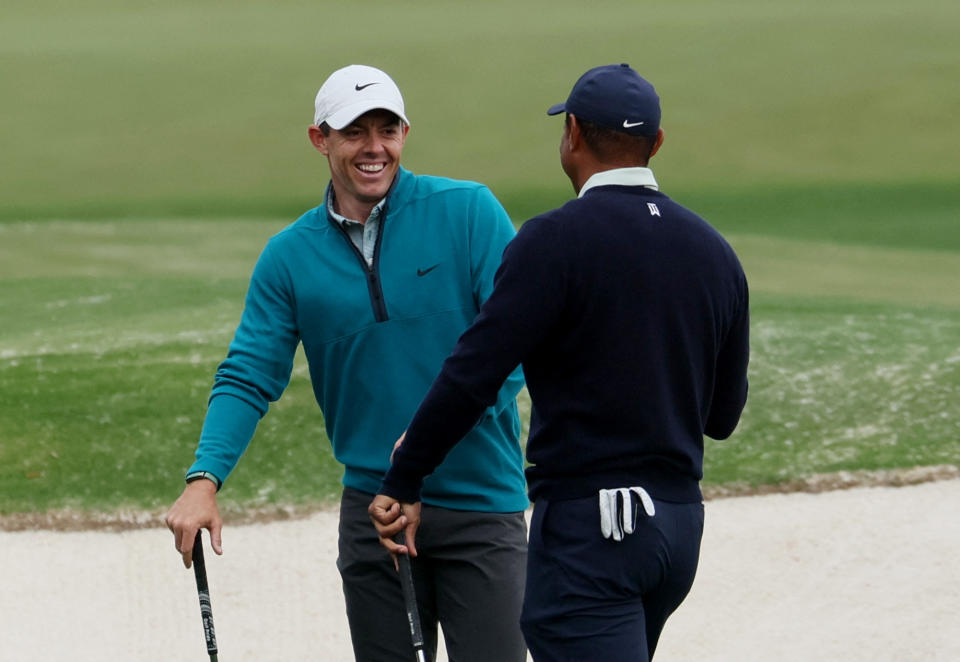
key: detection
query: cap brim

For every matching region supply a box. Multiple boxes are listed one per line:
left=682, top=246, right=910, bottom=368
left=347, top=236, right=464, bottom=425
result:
left=546, top=102, right=566, bottom=116
left=323, top=100, right=410, bottom=130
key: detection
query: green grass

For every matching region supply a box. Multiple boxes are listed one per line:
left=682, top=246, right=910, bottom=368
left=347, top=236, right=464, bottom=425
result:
left=706, top=295, right=960, bottom=486
left=2, top=213, right=958, bottom=514
left=0, top=342, right=339, bottom=513
left=1, top=0, right=958, bottom=517
left=730, top=234, right=960, bottom=308
left=1, top=0, right=958, bottom=220
left=682, top=182, right=960, bottom=253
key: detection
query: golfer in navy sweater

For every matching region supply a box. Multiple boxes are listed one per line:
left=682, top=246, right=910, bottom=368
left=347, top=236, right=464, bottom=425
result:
left=370, top=64, right=750, bottom=661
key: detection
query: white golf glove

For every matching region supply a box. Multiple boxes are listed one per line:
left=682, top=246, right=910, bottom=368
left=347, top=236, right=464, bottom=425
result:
left=599, top=487, right=656, bottom=542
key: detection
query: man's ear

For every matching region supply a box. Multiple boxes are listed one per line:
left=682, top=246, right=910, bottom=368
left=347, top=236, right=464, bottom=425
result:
left=566, top=114, right=583, bottom=152
left=649, top=127, right=665, bottom=160
left=307, top=125, right=329, bottom=155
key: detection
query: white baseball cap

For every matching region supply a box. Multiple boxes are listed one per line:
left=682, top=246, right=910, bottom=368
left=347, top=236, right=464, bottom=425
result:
left=313, top=64, right=410, bottom=129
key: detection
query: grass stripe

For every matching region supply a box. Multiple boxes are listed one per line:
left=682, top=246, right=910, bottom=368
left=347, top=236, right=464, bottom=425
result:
left=731, top=234, right=960, bottom=308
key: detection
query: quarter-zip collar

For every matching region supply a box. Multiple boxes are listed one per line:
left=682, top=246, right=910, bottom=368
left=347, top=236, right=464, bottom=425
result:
left=321, top=172, right=407, bottom=323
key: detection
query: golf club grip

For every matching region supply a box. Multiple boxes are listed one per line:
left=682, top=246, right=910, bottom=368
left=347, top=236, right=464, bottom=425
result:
left=192, top=530, right=219, bottom=659
left=393, top=533, right=426, bottom=658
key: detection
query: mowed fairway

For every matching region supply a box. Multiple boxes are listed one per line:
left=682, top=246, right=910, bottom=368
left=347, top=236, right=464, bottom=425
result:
left=0, top=219, right=343, bottom=514
left=1, top=0, right=958, bottom=518
left=1, top=212, right=958, bottom=515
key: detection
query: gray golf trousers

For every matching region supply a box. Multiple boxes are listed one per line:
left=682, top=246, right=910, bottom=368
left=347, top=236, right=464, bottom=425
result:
left=337, top=487, right=528, bottom=662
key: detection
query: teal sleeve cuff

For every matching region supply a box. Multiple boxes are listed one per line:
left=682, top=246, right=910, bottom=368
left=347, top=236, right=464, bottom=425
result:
left=187, top=393, right=263, bottom=486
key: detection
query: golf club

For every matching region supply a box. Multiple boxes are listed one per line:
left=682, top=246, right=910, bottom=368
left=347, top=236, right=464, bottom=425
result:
left=192, top=530, right=219, bottom=661
left=394, top=532, right=427, bottom=662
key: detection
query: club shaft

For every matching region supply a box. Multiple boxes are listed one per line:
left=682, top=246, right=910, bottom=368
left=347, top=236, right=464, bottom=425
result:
left=193, top=530, right=219, bottom=659
left=394, top=533, right=426, bottom=659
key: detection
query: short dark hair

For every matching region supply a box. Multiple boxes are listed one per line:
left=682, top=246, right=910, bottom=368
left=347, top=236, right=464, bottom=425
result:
left=568, top=115, right=655, bottom=164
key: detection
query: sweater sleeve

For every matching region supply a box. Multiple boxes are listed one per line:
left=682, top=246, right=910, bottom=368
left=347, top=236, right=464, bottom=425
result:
left=186, top=241, right=300, bottom=484
left=704, top=272, right=750, bottom=440
left=380, top=216, right=564, bottom=502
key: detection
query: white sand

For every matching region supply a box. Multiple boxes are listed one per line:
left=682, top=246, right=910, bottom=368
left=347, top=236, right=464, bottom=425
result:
left=2, top=480, right=957, bottom=661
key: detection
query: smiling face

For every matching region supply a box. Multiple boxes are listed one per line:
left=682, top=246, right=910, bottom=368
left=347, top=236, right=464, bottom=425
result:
left=309, top=109, right=409, bottom=222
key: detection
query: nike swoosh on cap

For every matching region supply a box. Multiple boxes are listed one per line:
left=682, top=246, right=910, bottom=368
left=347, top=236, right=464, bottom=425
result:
left=355, top=82, right=380, bottom=91
left=622, top=120, right=645, bottom=128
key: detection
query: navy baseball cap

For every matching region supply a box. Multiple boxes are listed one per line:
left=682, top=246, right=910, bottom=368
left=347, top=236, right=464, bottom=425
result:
left=547, top=63, right=660, bottom=137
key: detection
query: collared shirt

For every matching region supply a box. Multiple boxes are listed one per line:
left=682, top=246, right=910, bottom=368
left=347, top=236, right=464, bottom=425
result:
left=578, top=166, right=659, bottom=198
left=327, top=193, right=386, bottom=267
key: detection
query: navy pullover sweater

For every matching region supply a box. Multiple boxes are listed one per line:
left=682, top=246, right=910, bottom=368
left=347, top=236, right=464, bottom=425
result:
left=381, top=183, right=749, bottom=504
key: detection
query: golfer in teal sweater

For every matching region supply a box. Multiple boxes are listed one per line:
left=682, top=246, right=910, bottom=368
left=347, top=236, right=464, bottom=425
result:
left=165, top=65, right=528, bottom=662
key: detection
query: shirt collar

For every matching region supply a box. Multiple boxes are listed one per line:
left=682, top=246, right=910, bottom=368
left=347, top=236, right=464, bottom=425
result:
left=578, top=166, right=659, bottom=198
left=326, top=188, right=386, bottom=226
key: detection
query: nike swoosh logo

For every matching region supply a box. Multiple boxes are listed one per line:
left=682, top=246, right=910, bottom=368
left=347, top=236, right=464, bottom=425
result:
left=622, top=120, right=645, bottom=128
left=417, top=264, right=439, bottom=277
left=355, top=82, right=380, bottom=91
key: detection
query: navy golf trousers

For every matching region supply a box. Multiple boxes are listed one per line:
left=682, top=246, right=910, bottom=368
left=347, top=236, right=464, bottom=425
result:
left=520, top=493, right=704, bottom=661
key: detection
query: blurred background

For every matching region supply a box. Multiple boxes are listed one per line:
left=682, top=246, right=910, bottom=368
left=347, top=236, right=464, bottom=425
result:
left=4, top=0, right=956, bottom=221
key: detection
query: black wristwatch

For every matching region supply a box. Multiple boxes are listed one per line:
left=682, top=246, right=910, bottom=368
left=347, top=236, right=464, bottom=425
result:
left=185, top=471, right=222, bottom=490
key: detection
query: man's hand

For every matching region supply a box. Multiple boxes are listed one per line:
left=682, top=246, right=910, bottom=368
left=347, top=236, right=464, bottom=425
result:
left=369, top=494, right=422, bottom=563
left=164, top=479, right=223, bottom=569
